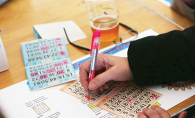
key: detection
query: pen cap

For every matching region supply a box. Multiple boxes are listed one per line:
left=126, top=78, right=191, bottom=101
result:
left=90, top=30, right=101, bottom=55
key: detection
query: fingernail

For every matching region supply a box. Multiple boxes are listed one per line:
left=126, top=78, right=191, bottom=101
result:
left=89, top=82, right=96, bottom=90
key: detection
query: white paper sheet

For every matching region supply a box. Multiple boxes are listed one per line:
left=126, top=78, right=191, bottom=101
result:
left=0, top=81, right=98, bottom=118
left=33, top=21, right=87, bottom=44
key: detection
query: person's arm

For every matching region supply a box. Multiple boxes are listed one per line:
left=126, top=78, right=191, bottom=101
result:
left=128, top=26, right=195, bottom=86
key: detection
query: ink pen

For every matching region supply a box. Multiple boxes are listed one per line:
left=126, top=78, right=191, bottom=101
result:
left=87, top=30, right=101, bottom=100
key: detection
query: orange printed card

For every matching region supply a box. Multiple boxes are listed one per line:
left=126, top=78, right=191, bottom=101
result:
left=60, top=80, right=162, bottom=118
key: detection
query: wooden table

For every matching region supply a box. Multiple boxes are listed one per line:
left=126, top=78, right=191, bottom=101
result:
left=0, top=0, right=194, bottom=116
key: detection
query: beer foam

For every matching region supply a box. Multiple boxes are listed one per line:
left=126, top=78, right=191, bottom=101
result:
left=90, top=15, right=119, bottom=30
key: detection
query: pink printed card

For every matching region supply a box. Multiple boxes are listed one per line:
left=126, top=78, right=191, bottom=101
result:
left=21, top=37, right=77, bottom=91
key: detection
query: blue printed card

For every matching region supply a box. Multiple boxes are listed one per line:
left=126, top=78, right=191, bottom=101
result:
left=21, top=37, right=77, bottom=91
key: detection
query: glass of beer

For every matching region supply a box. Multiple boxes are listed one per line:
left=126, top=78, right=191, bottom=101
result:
left=85, top=0, right=119, bottom=42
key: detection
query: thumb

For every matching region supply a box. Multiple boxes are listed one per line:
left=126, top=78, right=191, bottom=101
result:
left=88, top=67, right=115, bottom=90
left=178, top=111, right=187, bottom=118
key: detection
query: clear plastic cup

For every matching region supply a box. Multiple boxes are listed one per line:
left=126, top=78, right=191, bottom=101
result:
left=85, top=0, right=119, bottom=42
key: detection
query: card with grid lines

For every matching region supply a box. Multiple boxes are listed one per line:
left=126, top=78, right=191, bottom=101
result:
left=21, top=37, right=77, bottom=91
left=60, top=80, right=162, bottom=118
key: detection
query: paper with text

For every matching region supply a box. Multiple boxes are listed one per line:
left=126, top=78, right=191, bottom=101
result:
left=60, top=79, right=162, bottom=118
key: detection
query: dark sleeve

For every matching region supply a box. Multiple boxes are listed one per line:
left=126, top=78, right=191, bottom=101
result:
left=127, top=26, right=195, bottom=86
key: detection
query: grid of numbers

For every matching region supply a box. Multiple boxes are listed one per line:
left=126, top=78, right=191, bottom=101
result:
left=22, top=38, right=68, bottom=66
left=101, top=84, right=161, bottom=118
left=61, top=81, right=162, bottom=118
left=66, top=81, right=121, bottom=102
left=27, top=59, right=76, bottom=91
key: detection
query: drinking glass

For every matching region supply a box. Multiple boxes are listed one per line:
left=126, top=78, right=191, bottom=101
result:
left=85, top=0, right=119, bottom=42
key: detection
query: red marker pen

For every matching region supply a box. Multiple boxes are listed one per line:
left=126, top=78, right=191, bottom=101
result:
left=87, top=30, right=101, bottom=100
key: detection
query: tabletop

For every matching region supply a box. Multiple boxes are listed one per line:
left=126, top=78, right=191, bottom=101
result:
left=0, top=0, right=195, bottom=116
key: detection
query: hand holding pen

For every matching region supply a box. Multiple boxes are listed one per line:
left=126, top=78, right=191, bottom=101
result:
left=79, top=31, right=133, bottom=100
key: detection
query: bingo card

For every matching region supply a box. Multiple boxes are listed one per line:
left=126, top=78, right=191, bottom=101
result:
left=21, top=37, right=77, bottom=91
left=60, top=80, right=162, bottom=118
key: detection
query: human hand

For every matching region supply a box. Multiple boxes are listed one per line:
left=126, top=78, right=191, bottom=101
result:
left=138, top=105, right=187, bottom=118
left=79, top=53, right=134, bottom=92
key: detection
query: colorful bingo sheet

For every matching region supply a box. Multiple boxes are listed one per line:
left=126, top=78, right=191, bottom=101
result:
left=60, top=80, right=162, bottom=118
left=21, top=37, right=77, bottom=91
left=26, top=58, right=76, bottom=91
left=21, top=37, right=69, bottom=67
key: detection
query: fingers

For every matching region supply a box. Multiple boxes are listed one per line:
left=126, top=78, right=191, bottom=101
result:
left=88, top=67, right=117, bottom=90
left=138, top=106, right=171, bottom=118
left=139, top=108, right=161, bottom=118
left=79, top=54, right=107, bottom=91
left=95, top=84, right=109, bottom=92
left=150, top=105, right=171, bottom=118
left=178, top=111, right=187, bottom=118
left=137, top=112, right=148, bottom=118
left=79, top=59, right=91, bottom=92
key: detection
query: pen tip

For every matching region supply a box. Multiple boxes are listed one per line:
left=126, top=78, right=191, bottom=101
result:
left=87, top=95, right=90, bottom=100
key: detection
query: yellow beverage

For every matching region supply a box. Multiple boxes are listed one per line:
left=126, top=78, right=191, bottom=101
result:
left=90, top=15, right=119, bottom=42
